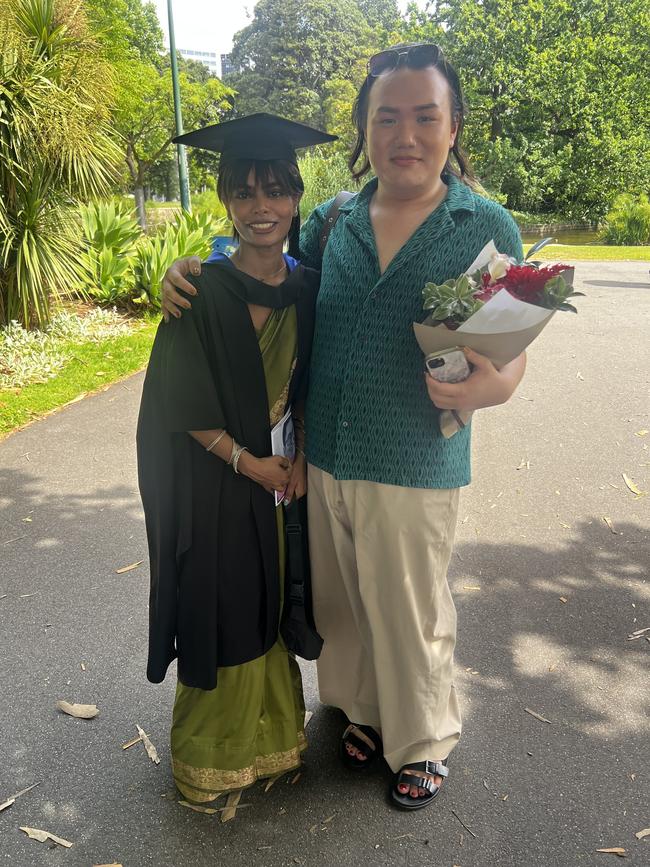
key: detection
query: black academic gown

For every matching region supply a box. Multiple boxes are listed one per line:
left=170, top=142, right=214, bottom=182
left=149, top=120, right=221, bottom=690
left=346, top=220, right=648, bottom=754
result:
left=136, top=262, right=319, bottom=690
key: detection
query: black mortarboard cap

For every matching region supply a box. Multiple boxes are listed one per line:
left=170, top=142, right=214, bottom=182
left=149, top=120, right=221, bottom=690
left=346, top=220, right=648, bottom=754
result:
left=172, top=112, right=337, bottom=164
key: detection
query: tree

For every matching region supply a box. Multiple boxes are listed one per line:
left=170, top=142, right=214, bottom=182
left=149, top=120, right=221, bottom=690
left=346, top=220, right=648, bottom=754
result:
left=83, top=0, right=163, bottom=65
left=0, top=0, right=121, bottom=327
left=114, top=61, right=233, bottom=227
left=228, top=0, right=372, bottom=127
left=401, top=0, right=650, bottom=219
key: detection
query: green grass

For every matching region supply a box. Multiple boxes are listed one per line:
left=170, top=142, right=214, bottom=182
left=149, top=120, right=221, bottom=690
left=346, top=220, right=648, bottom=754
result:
left=524, top=244, right=650, bottom=261
left=0, top=317, right=158, bottom=438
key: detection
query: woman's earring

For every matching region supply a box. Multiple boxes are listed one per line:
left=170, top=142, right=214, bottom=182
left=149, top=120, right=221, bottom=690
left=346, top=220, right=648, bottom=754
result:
left=293, top=207, right=299, bottom=216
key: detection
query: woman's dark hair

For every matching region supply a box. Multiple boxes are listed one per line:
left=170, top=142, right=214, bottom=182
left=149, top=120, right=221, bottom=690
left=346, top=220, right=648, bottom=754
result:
left=217, top=158, right=304, bottom=258
left=349, top=43, right=476, bottom=187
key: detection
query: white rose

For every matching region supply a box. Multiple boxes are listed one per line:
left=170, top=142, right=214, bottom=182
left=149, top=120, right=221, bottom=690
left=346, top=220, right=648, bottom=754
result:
left=488, top=254, right=511, bottom=282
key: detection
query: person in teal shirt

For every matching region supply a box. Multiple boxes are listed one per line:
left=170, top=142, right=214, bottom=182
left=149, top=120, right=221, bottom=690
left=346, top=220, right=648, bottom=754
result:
left=161, top=43, right=526, bottom=812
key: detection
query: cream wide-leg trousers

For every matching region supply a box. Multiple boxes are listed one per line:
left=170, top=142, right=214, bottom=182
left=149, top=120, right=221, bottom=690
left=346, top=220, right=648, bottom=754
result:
left=307, top=465, right=462, bottom=772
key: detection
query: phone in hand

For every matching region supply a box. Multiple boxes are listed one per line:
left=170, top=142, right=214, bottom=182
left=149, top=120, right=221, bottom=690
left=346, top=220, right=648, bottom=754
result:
left=425, top=348, right=471, bottom=383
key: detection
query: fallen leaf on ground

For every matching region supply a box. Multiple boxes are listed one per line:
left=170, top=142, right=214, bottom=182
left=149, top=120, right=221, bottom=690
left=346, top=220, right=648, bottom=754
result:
left=559, top=521, right=572, bottom=529
left=264, top=774, right=283, bottom=793
left=635, top=828, right=650, bottom=840
left=22, top=516, right=32, bottom=523
left=595, top=848, right=626, bottom=856
left=516, top=459, right=530, bottom=470
left=463, top=585, right=481, bottom=591
left=635, top=430, right=648, bottom=437
left=524, top=707, right=552, bottom=724
left=94, top=863, right=124, bottom=866
left=576, top=371, right=584, bottom=381
left=622, top=473, right=647, bottom=499
left=221, top=790, right=242, bottom=823
left=291, top=772, right=301, bottom=784
left=559, top=596, right=568, bottom=603
left=0, top=798, right=15, bottom=812
left=323, top=814, right=336, bottom=824
left=603, top=517, right=619, bottom=534
left=121, top=735, right=142, bottom=750
left=19, top=593, right=36, bottom=598
left=135, top=725, right=160, bottom=764
left=115, top=560, right=143, bottom=574
left=20, top=827, right=73, bottom=848
left=178, top=800, right=218, bottom=815
left=56, top=701, right=99, bottom=719
left=80, top=662, right=86, bottom=671
left=626, top=626, right=650, bottom=640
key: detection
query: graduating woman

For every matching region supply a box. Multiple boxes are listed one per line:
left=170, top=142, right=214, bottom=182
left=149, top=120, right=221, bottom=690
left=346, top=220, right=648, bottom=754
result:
left=136, top=114, right=335, bottom=803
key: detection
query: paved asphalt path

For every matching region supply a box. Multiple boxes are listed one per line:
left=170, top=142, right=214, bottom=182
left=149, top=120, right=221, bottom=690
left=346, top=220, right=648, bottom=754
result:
left=1, top=261, right=649, bottom=867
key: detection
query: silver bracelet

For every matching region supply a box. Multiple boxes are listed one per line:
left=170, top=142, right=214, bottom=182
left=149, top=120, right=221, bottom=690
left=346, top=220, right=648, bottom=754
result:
left=232, top=446, right=249, bottom=474
left=205, top=430, right=227, bottom=453
left=227, top=438, right=238, bottom=465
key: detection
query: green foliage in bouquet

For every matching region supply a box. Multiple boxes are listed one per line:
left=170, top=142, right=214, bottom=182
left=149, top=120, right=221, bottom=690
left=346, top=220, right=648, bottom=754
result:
left=422, top=275, right=484, bottom=324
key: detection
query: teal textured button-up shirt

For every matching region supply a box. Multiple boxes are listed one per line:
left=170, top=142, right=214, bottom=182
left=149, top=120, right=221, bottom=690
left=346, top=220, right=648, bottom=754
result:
left=300, top=175, right=523, bottom=489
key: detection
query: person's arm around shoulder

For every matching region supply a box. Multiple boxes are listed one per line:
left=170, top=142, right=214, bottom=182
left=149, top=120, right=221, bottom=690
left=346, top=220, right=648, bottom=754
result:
left=161, top=256, right=203, bottom=322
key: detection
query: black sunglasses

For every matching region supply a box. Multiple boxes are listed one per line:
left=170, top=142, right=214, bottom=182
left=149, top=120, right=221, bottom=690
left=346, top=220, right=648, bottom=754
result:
left=367, top=44, right=443, bottom=77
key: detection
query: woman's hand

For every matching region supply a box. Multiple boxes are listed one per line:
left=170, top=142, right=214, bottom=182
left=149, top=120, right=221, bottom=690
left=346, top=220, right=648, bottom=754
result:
left=283, top=452, right=307, bottom=503
left=238, top=453, right=292, bottom=495
left=425, top=348, right=526, bottom=411
left=161, top=256, right=202, bottom=322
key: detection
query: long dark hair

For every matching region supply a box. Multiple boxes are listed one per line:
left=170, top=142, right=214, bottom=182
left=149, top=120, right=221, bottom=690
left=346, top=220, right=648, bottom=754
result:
left=217, top=158, right=304, bottom=258
left=349, top=43, right=476, bottom=187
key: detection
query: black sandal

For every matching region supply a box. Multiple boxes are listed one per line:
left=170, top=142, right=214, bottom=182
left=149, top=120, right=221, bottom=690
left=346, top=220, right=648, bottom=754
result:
left=391, top=759, right=448, bottom=810
left=339, top=724, right=383, bottom=770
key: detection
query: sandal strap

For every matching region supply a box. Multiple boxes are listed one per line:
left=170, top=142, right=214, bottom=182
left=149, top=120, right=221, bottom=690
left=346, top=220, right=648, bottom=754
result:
left=342, top=724, right=382, bottom=756
left=343, top=725, right=377, bottom=758
left=402, top=759, right=448, bottom=779
left=396, top=759, right=448, bottom=792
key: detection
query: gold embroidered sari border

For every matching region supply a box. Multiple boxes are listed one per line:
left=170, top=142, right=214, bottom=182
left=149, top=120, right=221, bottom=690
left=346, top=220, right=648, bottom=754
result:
left=173, top=733, right=307, bottom=799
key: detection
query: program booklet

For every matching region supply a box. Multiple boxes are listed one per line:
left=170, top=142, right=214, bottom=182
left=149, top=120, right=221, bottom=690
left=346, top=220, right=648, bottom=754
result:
left=270, top=408, right=295, bottom=506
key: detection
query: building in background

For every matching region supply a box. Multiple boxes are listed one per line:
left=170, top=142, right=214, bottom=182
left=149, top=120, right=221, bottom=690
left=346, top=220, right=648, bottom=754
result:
left=178, top=48, right=219, bottom=75
left=220, top=53, right=237, bottom=77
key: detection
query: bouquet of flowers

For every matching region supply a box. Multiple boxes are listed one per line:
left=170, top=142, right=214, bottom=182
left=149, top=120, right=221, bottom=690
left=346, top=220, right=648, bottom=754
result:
left=413, top=238, right=583, bottom=437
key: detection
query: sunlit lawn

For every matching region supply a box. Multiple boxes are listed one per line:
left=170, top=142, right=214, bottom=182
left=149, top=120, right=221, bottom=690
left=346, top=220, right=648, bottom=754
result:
left=0, top=317, right=159, bottom=438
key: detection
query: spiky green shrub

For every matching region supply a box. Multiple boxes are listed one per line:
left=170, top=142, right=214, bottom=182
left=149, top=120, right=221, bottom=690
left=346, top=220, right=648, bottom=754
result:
left=134, top=211, right=226, bottom=309
left=601, top=194, right=650, bottom=245
left=77, top=201, right=141, bottom=304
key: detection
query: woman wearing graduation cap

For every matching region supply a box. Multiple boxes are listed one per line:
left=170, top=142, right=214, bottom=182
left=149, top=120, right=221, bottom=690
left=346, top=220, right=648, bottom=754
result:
left=136, top=113, right=336, bottom=803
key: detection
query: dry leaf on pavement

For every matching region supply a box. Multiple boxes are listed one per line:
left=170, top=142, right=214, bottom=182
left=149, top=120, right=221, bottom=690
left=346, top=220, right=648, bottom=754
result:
left=178, top=800, right=218, bottom=815
left=121, top=735, right=142, bottom=750
left=115, top=561, right=143, bottom=574
left=622, top=473, right=647, bottom=499
left=602, top=517, right=619, bottom=534
left=264, top=774, right=283, bottom=793
left=635, top=828, right=650, bottom=840
left=135, top=725, right=160, bottom=764
left=635, top=430, right=648, bottom=437
left=221, top=790, right=242, bottom=823
left=20, top=827, right=73, bottom=848
left=56, top=701, right=99, bottom=719
left=94, top=863, right=124, bottom=866
left=524, top=707, right=552, bottom=724
left=0, top=798, right=15, bottom=812
left=595, top=848, right=626, bottom=856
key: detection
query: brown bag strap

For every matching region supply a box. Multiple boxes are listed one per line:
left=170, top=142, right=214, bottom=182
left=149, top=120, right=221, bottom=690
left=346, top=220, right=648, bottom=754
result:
left=318, top=191, right=354, bottom=256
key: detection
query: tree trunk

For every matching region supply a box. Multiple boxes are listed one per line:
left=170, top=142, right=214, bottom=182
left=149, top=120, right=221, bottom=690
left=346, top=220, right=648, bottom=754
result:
left=125, top=140, right=147, bottom=230
left=134, top=185, right=147, bottom=230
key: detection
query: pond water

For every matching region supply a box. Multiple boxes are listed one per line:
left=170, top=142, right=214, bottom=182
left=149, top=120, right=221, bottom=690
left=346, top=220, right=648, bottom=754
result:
left=521, top=227, right=600, bottom=245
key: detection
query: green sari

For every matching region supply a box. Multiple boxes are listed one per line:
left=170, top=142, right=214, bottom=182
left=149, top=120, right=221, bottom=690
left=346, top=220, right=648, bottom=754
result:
left=171, top=304, right=306, bottom=802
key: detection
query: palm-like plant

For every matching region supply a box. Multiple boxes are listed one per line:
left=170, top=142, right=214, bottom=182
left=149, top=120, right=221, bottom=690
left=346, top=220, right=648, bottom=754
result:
left=0, top=0, right=121, bottom=327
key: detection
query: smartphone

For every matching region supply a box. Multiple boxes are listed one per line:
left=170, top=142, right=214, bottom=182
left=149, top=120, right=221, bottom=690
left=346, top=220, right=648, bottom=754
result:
left=425, top=348, right=471, bottom=383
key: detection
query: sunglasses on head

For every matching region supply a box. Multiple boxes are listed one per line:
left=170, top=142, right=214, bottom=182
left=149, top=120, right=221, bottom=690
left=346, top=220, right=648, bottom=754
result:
left=367, top=44, right=443, bottom=77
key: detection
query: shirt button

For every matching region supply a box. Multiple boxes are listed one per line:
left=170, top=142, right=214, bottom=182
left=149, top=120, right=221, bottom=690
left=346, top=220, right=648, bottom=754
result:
left=342, top=421, right=349, bottom=428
